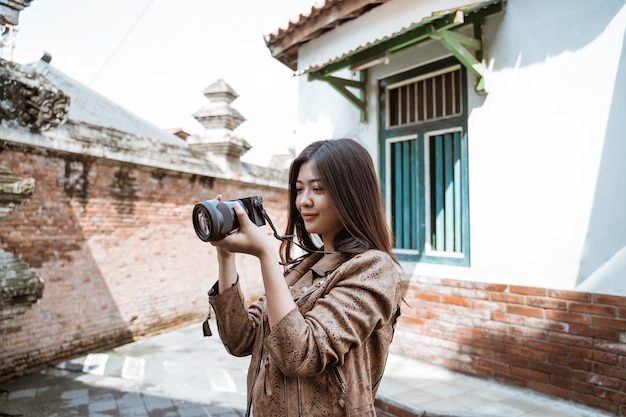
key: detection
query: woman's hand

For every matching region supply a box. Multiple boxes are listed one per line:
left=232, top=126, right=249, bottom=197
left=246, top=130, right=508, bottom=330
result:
left=211, top=200, right=274, bottom=260
left=211, top=195, right=295, bottom=327
left=210, top=195, right=235, bottom=260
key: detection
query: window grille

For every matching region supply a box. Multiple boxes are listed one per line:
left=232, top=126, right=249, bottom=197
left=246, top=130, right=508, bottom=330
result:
left=387, top=68, right=461, bottom=127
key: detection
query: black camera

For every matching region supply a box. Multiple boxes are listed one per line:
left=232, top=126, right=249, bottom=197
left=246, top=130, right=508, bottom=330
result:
left=192, top=195, right=266, bottom=242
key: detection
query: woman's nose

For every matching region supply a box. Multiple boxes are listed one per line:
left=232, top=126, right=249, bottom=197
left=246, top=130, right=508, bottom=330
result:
left=298, top=190, right=312, bottom=206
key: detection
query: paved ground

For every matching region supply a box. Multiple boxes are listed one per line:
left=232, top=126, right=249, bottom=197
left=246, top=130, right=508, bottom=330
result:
left=0, top=320, right=615, bottom=417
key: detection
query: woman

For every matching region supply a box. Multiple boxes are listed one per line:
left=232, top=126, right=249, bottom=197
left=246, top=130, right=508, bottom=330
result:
left=207, top=138, right=402, bottom=416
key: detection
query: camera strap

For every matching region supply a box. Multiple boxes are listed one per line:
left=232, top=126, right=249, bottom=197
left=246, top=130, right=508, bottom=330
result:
left=258, top=204, right=340, bottom=263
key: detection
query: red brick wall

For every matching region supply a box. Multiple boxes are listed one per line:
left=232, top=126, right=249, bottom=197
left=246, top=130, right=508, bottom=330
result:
left=394, top=277, right=626, bottom=416
left=0, top=148, right=287, bottom=380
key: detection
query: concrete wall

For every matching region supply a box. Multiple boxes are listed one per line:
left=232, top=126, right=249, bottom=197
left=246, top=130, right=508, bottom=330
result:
left=0, top=143, right=287, bottom=380
left=295, top=0, right=626, bottom=294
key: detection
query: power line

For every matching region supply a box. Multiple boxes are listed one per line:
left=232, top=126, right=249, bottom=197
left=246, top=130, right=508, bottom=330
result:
left=88, top=0, right=156, bottom=85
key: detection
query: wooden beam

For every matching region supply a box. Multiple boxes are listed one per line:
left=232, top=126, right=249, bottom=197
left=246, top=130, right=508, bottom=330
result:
left=427, top=26, right=488, bottom=94
left=308, top=71, right=367, bottom=121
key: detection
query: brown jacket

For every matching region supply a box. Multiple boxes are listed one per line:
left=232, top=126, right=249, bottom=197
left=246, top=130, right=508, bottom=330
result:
left=208, top=250, right=402, bottom=417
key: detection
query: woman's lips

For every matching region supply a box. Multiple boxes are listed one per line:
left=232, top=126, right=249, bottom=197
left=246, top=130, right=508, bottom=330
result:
left=301, top=213, right=317, bottom=221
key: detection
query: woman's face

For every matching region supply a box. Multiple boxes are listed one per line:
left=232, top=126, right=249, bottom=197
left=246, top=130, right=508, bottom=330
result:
left=295, top=161, right=344, bottom=251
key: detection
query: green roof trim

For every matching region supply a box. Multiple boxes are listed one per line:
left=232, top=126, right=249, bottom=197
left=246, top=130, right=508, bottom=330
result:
left=304, top=0, right=505, bottom=119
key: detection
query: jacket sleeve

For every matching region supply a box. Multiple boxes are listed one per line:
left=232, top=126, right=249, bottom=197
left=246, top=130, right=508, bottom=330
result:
left=208, top=278, right=264, bottom=357
left=263, top=250, right=401, bottom=377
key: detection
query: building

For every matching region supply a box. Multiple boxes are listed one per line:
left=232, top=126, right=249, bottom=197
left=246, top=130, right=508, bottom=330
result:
left=265, top=0, right=626, bottom=414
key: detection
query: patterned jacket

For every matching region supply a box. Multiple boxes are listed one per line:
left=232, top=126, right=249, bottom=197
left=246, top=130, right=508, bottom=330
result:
left=208, top=250, right=402, bottom=417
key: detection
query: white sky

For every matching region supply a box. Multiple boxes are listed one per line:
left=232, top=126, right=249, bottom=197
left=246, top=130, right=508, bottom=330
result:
left=9, top=0, right=317, bottom=166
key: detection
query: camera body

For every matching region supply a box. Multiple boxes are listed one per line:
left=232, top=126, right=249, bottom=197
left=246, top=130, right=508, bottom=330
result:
left=192, top=195, right=266, bottom=242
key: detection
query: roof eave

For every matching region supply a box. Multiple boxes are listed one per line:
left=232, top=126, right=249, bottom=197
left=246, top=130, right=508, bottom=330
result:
left=264, top=0, right=390, bottom=71
left=301, top=0, right=505, bottom=77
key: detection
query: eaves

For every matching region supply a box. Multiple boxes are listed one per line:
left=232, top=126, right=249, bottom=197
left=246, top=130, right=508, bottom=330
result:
left=264, top=0, right=391, bottom=71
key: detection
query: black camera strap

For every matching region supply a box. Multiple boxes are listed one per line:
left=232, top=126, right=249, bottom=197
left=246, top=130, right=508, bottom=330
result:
left=257, top=203, right=340, bottom=264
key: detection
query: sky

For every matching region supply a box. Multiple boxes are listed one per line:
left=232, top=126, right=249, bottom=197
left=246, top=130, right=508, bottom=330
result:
left=9, top=0, right=317, bottom=166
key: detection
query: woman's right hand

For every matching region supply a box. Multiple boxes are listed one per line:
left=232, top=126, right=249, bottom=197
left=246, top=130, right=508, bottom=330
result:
left=210, top=195, right=233, bottom=256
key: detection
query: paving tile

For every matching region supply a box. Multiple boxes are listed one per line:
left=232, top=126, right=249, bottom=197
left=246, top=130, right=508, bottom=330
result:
left=391, top=388, right=441, bottom=408
left=0, top=321, right=615, bottom=417
left=471, top=401, right=532, bottom=417
left=7, top=386, right=37, bottom=399
left=419, top=381, right=474, bottom=398
left=116, top=392, right=145, bottom=409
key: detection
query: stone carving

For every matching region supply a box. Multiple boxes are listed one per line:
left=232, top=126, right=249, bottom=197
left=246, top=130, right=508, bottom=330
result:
left=0, top=248, right=44, bottom=334
left=0, top=58, right=70, bottom=132
left=0, top=172, right=34, bottom=195
left=0, top=164, right=43, bottom=335
left=0, top=165, right=35, bottom=211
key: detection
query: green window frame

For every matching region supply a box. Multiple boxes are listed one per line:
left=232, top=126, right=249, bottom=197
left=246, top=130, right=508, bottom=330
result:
left=380, top=57, right=470, bottom=266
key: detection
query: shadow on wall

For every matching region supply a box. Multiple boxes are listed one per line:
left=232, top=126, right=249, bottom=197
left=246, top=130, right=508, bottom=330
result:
left=490, top=0, right=625, bottom=70
left=576, top=27, right=626, bottom=294
left=0, top=152, right=135, bottom=378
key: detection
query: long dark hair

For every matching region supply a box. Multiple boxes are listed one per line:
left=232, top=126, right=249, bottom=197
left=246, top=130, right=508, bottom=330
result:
left=279, top=138, right=397, bottom=264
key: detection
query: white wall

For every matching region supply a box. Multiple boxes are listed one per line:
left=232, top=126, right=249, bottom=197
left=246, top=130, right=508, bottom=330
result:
left=294, top=0, right=626, bottom=293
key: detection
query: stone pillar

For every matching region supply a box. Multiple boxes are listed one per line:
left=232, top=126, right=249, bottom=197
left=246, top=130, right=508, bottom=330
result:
left=186, top=79, right=251, bottom=171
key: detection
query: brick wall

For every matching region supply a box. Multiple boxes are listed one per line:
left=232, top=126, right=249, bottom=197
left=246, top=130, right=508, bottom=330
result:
left=0, top=147, right=287, bottom=380
left=394, top=277, right=626, bottom=416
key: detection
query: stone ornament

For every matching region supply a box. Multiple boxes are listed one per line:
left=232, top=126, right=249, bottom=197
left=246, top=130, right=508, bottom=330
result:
left=0, top=58, right=70, bottom=132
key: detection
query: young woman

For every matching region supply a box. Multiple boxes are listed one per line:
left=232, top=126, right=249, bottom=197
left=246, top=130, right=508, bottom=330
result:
left=207, top=138, right=402, bottom=417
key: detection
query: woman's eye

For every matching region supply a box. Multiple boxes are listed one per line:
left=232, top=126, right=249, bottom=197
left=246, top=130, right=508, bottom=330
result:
left=295, top=188, right=303, bottom=194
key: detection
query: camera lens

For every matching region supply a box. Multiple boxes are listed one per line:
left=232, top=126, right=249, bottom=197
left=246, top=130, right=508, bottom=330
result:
left=194, top=206, right=211, bottom=239
left=192, top=199, right=238, bottom=241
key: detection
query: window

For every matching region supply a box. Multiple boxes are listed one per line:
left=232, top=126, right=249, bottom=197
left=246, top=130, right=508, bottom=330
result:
left=380, top=58, right=470, bottom=266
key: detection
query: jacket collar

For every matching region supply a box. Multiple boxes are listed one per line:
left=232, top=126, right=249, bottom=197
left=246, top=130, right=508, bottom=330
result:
left=286, top=252, right=351, bottom=285
left=310, top=252, right=351, bottom=279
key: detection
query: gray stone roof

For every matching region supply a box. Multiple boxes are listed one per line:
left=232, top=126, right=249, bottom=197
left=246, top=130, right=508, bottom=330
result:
left=29, top=58, right=185, bottom=147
